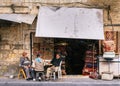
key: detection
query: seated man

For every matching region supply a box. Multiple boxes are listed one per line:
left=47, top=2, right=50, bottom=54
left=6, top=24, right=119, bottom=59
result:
left=20, top=52, right=35, bottom=80
left=35, top=54, right=43, bottom=63
left=46, top=53, right=62, bottom=80
left=34, top=54, right=45, bottom=81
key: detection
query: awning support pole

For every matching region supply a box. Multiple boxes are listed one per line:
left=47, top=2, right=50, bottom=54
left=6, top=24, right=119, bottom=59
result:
left=30, top=31, right=33, bottom=65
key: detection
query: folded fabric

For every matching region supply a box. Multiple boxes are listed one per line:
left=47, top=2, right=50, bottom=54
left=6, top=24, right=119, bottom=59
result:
left=23, top=61, right=30, bottom=65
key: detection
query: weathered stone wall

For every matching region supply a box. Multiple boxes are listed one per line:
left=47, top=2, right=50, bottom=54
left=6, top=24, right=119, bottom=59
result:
left=0, top=22, right=32, bottom=76
left=0, top=19, right=54, bottom=76
left=33, top=37, right=54, bottom=60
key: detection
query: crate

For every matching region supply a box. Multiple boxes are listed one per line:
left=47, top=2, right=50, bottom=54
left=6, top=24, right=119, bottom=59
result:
left=101, top=72, right=113, bottom=80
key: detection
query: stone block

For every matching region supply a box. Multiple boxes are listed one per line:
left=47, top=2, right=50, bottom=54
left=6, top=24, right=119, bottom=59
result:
left=4, top=45, right=10, bottom=50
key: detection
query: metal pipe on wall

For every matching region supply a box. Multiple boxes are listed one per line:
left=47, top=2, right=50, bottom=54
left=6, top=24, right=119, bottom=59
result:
left=30, top=31, right=33, bottom=65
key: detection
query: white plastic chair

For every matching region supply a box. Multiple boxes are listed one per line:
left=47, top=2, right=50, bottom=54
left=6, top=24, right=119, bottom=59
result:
left=50, top=61, right=62, bottom=80
left=57, top=61, right=62, bottom=78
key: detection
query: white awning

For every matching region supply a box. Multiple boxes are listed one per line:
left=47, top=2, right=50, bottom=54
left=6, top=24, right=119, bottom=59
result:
left=0, top=14, right=36, bottom=24
left=35, top=6, right=104, bottom=40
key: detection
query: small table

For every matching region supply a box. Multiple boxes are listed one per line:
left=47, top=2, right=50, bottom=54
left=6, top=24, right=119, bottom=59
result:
left=44, top=63, right=53, bottom=72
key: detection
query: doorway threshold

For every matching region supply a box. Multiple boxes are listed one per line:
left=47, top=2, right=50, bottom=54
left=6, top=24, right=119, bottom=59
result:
left=62, top=75, right=89, bottom=79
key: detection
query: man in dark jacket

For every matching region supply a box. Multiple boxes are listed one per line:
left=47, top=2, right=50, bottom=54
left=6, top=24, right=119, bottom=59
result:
left=46, top=53, right=62, bottom=79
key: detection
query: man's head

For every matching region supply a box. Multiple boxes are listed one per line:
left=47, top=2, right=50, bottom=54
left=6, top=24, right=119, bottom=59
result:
left=56, top=53, right=61, bottom=59
left=22, top=52, right=27, bottom=57
left=37, top=54, right=40, bottom=58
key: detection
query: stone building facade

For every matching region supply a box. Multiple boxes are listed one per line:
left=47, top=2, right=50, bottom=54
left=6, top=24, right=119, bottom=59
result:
left=0, top=0, right=120, bottom=77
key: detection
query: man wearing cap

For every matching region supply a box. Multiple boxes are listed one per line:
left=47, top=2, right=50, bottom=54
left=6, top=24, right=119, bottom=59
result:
left=20, top=52, right=35, bottom=80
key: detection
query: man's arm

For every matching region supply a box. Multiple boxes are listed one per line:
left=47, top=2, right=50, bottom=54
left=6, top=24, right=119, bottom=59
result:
left=20, top=57, right=24, bottom=67
left=50, top=57, right=55, bottom=64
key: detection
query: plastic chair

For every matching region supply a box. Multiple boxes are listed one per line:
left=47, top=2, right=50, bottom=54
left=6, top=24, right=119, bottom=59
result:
left=57, top=61, right=62, bottom=78
left=34, top=62, right=45, bottom=81
left=18, top=67, right=27, bottom=79
left=50, top=61, right=62, bottom=80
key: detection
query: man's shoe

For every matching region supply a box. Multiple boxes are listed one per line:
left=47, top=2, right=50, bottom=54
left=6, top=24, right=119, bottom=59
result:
left=39, top=77, right=41, bottom=81
left=45, top=77, right=50, bottom=81
left=33, top=78, right=36, bottom=81
left=26, top=78, right=31, bottom=81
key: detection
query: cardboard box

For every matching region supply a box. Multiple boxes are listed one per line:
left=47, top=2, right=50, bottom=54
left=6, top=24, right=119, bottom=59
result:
left=101, top=72, right=113, bottom=80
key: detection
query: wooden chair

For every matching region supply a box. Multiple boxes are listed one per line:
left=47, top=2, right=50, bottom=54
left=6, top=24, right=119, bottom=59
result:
left=18, top=67, right=27, bottom=79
